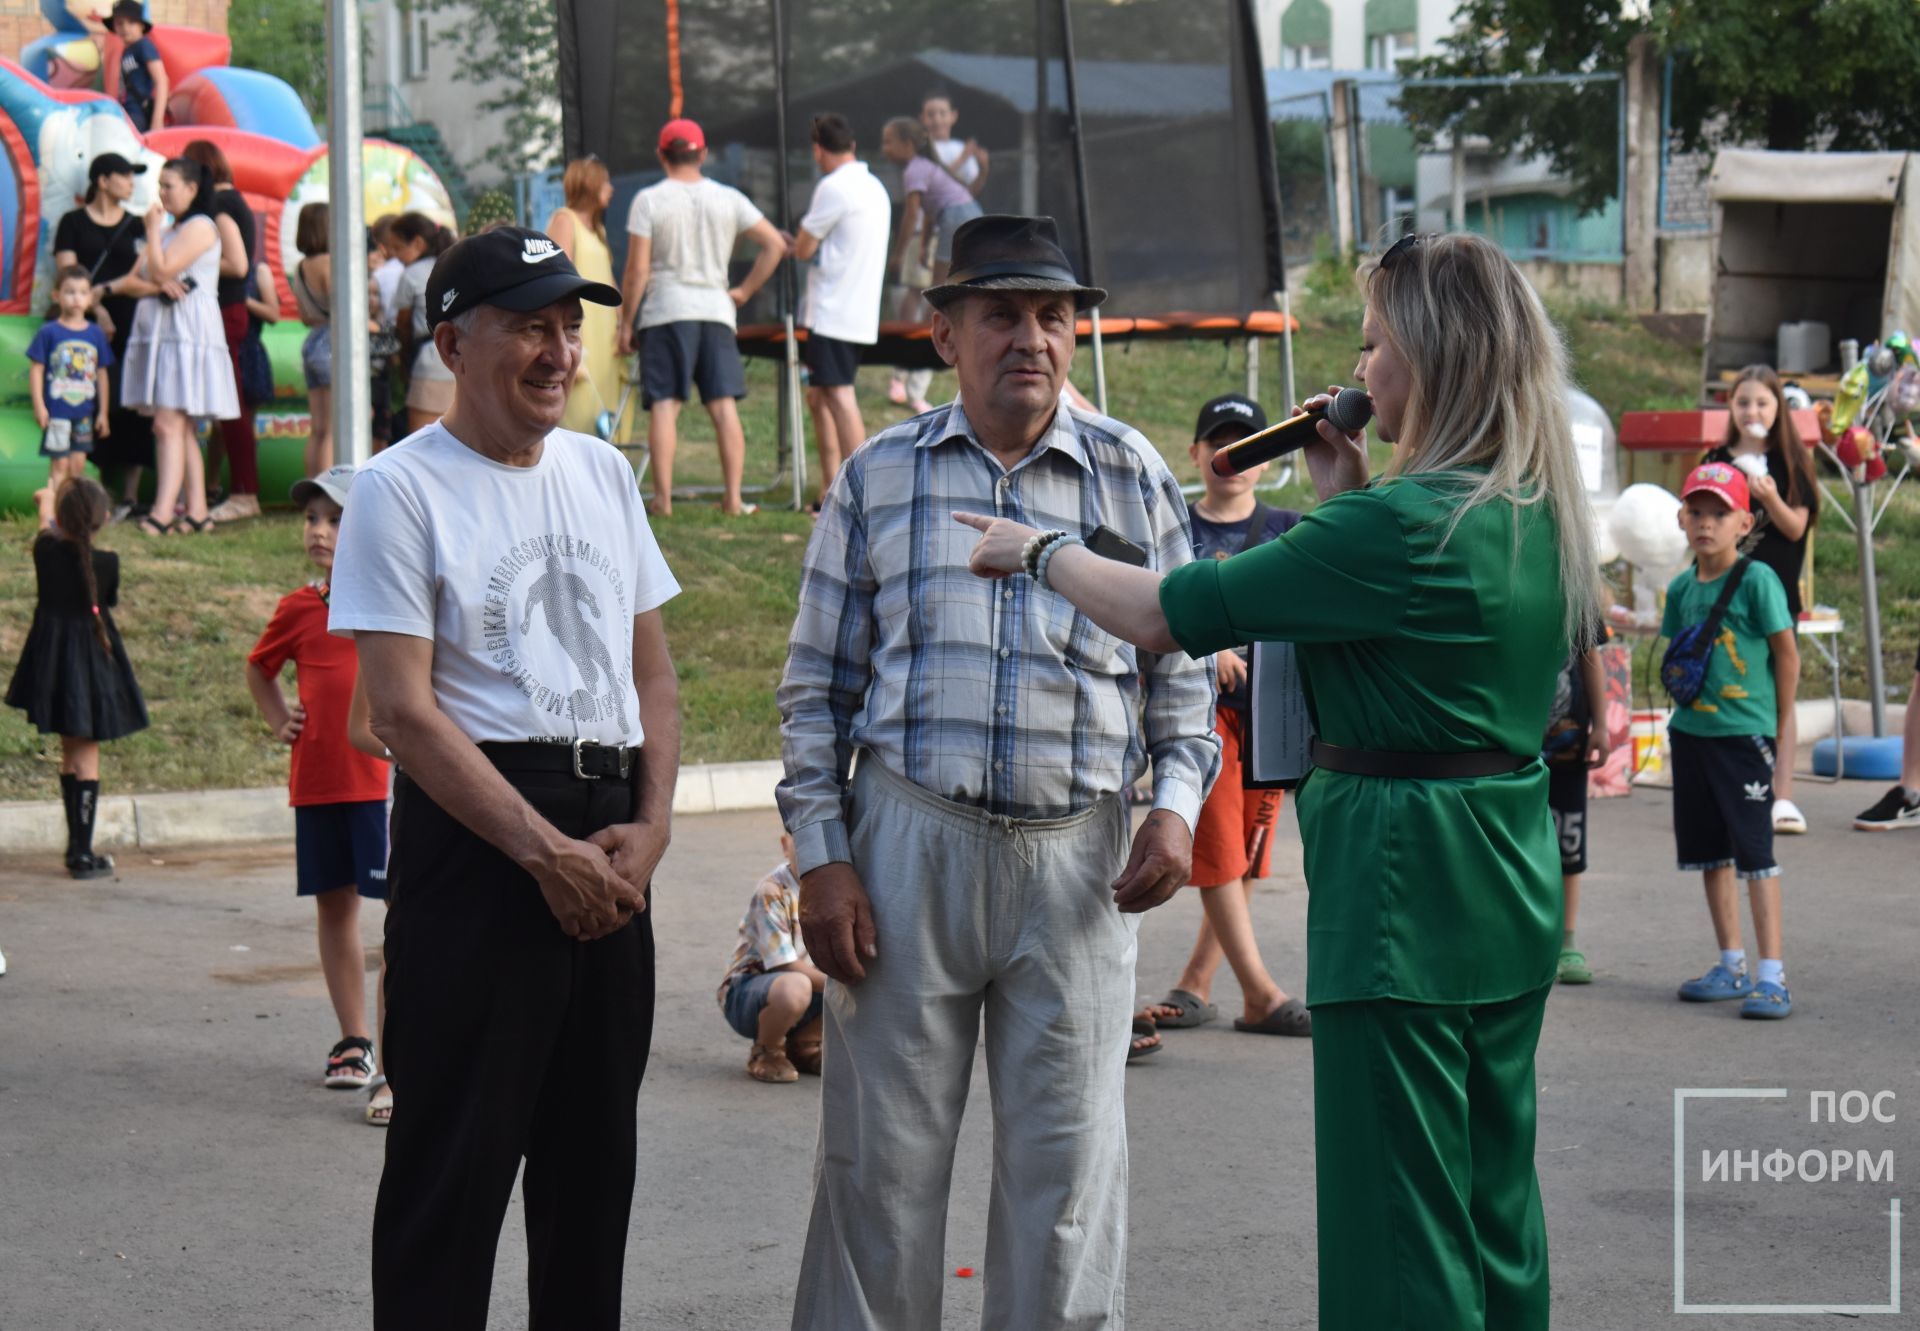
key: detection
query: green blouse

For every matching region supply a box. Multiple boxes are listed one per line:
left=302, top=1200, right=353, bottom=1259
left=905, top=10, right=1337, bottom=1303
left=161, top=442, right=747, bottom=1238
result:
left=1161, top=472, right=1568, bottom=1006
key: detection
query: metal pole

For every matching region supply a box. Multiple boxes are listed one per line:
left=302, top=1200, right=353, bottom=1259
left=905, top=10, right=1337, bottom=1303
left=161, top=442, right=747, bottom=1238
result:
left=1279, top=289, right=1296, bottom=408
left=1055, top=0, right=1106, bottom=413
left=326, top=0, right=369, bottom=468
left=1244, top=333, right=1258, bottom=401
left=769, top=0, right=805, bottom=510
left=1855, top=478, right=1888, bottom=736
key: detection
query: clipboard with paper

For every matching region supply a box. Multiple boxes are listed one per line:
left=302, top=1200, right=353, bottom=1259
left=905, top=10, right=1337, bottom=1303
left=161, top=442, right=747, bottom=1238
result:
left=1243, top=640, right=1315, bottom=789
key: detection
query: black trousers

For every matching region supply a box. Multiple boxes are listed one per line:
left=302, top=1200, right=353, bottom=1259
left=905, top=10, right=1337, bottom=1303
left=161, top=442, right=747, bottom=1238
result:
left=371, top=770, right=655, bottom=1330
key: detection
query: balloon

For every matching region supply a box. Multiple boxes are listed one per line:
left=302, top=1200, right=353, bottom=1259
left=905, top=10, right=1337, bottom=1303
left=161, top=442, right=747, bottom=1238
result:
left=1608, top=483, right=1688, bottom=580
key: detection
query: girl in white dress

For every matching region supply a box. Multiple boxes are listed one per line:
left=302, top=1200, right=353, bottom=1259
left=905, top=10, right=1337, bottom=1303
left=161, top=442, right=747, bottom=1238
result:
left=121, top=158, right=238, bottom=535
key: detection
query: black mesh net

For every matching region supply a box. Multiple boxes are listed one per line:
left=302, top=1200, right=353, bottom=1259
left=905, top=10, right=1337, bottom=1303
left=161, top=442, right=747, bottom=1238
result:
left=556, top=0, right=1283, bottom=343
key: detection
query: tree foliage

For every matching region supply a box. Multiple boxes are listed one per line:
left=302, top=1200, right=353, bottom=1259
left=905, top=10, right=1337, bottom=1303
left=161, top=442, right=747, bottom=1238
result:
left=228, top=0, right=329, bottom=117
left=424, top=0, right=562, bottom=177
left=1400, top=0, right=1920, bottom=217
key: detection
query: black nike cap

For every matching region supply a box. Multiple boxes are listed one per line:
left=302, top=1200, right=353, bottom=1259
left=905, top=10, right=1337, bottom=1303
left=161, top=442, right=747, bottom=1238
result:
left=424, top=226, right=620, bottom=331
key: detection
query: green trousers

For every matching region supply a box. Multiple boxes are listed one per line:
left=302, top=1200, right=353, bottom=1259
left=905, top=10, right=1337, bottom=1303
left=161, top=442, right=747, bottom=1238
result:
left=1310, top=985, right=1552, bottom=1331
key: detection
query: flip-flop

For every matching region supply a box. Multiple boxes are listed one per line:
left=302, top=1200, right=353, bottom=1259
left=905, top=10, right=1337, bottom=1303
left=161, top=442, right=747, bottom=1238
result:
left=1233, top=997, right=1313, bottom=1037
left=1151, top=988, right=1219, bottom=1029
left=1127, top=1017, right=1162, bottom=1061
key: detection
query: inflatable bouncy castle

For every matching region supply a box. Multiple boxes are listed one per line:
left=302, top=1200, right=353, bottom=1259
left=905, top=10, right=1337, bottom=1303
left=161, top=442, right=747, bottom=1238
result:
left=1, top=0, right=456, bottom=511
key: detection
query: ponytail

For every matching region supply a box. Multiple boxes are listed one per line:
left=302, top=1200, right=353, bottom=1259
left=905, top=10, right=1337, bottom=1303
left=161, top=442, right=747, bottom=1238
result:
left=52, top=477, right=114, bottom=655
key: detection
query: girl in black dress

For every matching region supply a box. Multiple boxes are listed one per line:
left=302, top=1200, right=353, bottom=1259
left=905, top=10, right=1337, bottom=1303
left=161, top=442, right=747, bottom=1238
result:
left=4, top=477, right=149, bottom=878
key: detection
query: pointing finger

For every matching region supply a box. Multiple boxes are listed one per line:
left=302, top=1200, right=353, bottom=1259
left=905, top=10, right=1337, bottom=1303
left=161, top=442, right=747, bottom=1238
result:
left=952, top=511, right=994, bottom=531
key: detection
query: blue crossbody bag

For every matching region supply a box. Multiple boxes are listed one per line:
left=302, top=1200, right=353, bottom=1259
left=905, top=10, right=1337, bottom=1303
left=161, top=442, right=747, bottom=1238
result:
left=1660, top=558, right=1750, bottom=707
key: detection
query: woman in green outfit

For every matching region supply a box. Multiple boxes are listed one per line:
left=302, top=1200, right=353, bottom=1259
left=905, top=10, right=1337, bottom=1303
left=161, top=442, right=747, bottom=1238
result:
left=953, top=232, right=1596, bottom=1329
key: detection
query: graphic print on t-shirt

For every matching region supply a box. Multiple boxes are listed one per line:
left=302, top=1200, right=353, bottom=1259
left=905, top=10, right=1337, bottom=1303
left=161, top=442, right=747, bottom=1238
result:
left=46, top=337, right=101, bottom=407
left=484, top=534, right=634, bottom=737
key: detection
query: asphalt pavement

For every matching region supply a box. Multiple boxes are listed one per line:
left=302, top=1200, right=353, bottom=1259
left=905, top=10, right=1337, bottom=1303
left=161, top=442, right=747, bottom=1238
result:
left=0, top=777, right=1914, bottom=1329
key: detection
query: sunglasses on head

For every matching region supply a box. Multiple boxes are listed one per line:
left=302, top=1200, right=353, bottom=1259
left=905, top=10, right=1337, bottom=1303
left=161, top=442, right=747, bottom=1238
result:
left=1378, top=231, right=1432, bottom=270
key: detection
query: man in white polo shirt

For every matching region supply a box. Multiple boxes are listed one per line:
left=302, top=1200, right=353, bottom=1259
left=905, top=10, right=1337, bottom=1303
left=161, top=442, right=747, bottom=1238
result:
left=793, top=111, right=889, bottom=507
left=330, top=225, right=682, bottom=1330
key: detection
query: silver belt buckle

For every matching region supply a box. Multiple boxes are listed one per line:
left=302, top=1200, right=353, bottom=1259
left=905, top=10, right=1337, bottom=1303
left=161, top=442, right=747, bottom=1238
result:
left=570, top=737, right=597, bottom=780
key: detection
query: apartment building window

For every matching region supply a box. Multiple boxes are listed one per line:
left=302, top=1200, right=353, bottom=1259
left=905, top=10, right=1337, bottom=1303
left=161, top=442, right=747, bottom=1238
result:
left=1280, top=0, right=1331, bottom=72
left=402, top=4, right=431, bottom=81
left=1367, top=30, right=1416, bottom=69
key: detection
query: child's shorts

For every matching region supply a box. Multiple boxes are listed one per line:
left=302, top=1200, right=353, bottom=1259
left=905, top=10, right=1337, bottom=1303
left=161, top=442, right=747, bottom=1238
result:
left=721, top=969, right=823, bottom=1040
left=1546, top=751, right=1589, bottom=875
left=295, top=799, right=389, bottom=897
left=39, top=417, right=94, bottom=458
left=1670, top=730, right=1779, bottom=879
left=1189, top=706, right=1282, bottom=887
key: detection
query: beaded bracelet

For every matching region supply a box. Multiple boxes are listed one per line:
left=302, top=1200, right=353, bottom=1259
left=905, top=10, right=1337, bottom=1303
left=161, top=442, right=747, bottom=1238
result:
left=1021, top=528, right=1069, bottom=579
left=1034, top=533, right=1085, bottom=592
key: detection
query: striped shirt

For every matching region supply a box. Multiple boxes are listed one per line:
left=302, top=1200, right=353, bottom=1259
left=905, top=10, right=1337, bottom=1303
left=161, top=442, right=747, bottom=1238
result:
left=777, top=397, right=1220, bottom=876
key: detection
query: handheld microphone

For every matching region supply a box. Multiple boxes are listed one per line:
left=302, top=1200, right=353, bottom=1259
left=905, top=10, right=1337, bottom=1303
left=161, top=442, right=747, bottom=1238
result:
left=1209, top=388, right=1373, bottom=477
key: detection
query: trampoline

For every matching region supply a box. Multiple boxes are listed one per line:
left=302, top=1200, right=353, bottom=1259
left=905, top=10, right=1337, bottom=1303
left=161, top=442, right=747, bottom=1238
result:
left=554, top=0, right=1294, bottom=502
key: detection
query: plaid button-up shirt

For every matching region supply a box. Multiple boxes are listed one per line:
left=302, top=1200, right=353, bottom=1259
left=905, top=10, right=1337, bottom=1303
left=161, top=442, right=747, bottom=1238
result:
left=777, top=397, right=1220, bottom=876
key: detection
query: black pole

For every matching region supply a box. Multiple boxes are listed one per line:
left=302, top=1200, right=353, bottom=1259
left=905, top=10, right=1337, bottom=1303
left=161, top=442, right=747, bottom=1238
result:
left=769, top=0, right=797, bottom=493
left=1055, top=0, right=1106, bottom=410
left=1055, top=0, right=1097, bottom=287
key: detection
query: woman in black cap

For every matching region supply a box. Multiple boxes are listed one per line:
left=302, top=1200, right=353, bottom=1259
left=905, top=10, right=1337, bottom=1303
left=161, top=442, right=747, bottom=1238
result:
left=54, top=153, right=157, bottom=520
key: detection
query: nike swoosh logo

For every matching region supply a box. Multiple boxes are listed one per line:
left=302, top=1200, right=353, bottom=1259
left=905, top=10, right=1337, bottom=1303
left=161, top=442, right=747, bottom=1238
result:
left=522, top=250, right=560, bottom=264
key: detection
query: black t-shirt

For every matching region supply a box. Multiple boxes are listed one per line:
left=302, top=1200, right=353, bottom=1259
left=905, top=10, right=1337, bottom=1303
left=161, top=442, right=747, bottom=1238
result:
left=209, top=187, right=256, bottom=307
left=1187, top=501, right=1301, bottom=711
left=52, top=207, right=142, bottom=348
left=1703, top=443, right=1815, bottom=617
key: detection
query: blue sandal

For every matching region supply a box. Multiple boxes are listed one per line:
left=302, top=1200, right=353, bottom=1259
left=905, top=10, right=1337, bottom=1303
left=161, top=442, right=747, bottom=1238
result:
left=1678, top=963, right=1753, bottom=1002
left=1740, top=980, right=1793, bottom=1019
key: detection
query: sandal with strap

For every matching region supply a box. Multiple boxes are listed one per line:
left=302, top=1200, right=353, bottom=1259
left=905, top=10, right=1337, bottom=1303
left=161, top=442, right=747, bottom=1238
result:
left=364, top=1077, right=393, bottom=1127
left=785, top=1032, right=823, bottom=1077
left=748, top=1043, right=799, bottom=1083
left=1148, top=988, right=1218, bottom=1029
left=325, top=1036, right=376, bottom=1089
left=176, top=514, right=216, bottom=534
left=133, top=514, right=174, bottom=537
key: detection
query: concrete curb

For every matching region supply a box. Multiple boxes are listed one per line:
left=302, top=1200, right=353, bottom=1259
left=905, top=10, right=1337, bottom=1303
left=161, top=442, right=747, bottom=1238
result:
left=0, top=759, right=786, bottom=857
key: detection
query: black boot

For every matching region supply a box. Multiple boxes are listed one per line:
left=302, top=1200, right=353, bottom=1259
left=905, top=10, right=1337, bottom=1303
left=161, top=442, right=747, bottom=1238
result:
left=60, top=772, right=80, bottom=865
left=69, top=778, right=113, bottom=880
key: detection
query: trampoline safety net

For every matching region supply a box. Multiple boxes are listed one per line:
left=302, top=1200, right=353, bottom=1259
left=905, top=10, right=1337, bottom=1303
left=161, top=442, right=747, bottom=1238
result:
left=555, top=0, right=1285, bottom=333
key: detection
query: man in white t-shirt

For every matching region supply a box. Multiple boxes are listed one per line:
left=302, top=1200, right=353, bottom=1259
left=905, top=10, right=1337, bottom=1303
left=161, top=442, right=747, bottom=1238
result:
left=617, top=118, right=786, bottom=517
left=329, top=225, right=682, bottom=1331
left=793, top=112, right=889, bottom=507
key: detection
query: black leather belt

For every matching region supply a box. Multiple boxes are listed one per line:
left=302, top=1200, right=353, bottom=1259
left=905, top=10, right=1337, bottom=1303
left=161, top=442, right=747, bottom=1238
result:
left=480, top=739, right=637, bottom=780
left=1310, top=739, right=1530, bottom=780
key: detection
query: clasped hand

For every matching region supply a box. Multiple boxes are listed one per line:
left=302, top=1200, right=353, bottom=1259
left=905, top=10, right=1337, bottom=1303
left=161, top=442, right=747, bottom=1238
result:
left=534, top=819, right=668, bottom=941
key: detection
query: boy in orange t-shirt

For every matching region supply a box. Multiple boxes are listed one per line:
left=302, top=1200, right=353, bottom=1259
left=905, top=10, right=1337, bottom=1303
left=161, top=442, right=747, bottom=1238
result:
left=246, top=465, right=393, bottom=1094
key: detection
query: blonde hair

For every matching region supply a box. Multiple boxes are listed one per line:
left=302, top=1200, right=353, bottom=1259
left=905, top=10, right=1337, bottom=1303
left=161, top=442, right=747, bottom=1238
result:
left=562, top=157, right=610, bottom=240
left=1358, top=232, right=1598, bottom=647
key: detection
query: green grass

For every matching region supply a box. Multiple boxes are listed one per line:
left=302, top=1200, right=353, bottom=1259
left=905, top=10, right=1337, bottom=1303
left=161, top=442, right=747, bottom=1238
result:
left=2, top=294, right=1911, bottom=802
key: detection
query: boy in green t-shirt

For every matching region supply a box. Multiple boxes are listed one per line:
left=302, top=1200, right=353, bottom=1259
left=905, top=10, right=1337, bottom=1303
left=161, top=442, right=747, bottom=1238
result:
left=1662, top=462, right=1799, bottom=1018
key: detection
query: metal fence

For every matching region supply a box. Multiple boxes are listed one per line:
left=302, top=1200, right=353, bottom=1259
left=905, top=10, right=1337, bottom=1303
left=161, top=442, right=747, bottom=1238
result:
left=1266, top=70, right=1626, bottom=270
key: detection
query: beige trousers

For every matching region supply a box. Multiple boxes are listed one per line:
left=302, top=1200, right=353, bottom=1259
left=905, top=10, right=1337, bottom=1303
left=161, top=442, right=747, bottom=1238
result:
left=791, top=758, right=1138, bottom=1331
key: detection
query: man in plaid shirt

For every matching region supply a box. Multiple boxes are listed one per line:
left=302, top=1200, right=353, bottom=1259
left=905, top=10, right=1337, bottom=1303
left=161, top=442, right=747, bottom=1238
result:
left=777, top=215, right=1218, bottom=1330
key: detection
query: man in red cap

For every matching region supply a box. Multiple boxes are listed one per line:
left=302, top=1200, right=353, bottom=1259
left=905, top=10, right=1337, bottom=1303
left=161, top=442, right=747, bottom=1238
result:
left=617, top=117, right=787, bottom=516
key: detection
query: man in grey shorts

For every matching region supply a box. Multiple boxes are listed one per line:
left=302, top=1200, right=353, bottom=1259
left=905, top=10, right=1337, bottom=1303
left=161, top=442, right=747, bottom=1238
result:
left=776, top=213, right=1219, bottom=1329
left=617, top=117, right=787, bottom=516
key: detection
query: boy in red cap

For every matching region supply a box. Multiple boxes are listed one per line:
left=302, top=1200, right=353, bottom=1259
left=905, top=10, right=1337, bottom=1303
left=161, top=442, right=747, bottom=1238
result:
left=1662, top=461, right=1799, bottom=1018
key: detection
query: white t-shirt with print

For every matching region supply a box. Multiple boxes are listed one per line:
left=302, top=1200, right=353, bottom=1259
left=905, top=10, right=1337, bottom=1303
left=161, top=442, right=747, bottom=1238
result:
left=626, top=177, right=765, bottom=331
left=798, top=159, right=890, bottom=345
left=328, top=423, right=680, bottom=747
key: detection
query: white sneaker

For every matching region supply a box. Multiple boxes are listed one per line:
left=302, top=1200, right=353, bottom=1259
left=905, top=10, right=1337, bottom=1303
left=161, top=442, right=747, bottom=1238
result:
left=1772, top=798, right=1808, bottom=834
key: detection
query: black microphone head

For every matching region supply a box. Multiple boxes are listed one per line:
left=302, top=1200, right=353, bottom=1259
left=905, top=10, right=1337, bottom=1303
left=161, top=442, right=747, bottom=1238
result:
left=1327, top=387, right=1374, bottom=433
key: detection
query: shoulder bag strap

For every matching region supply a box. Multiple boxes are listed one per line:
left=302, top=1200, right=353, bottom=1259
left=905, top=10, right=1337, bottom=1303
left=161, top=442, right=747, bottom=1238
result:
left=1235, top=502, right=1276, bottom=556
left=1697, top=557, right=1752, bottom=645
left=85, top=213, right=138, bottom=285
